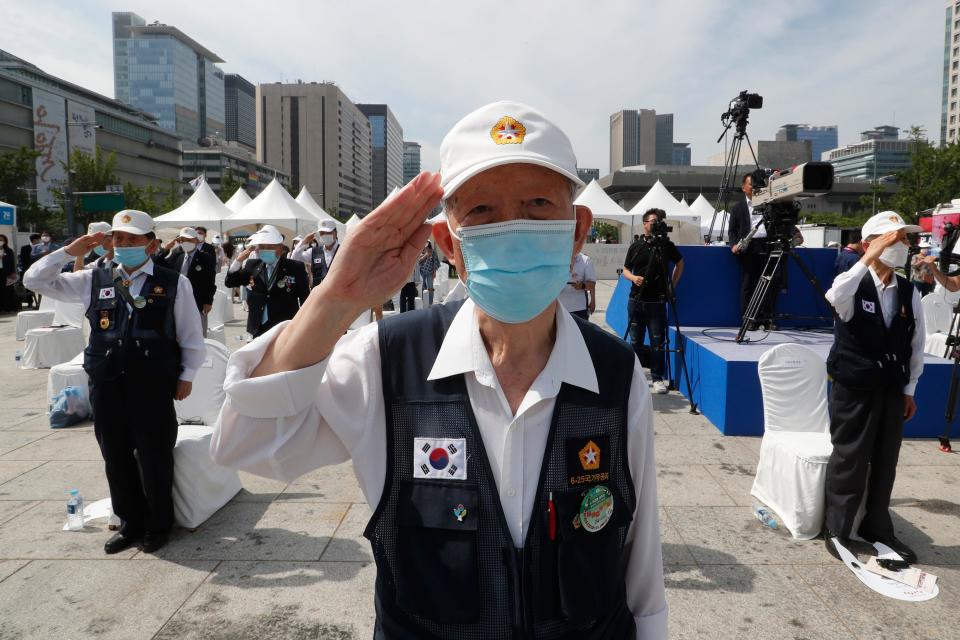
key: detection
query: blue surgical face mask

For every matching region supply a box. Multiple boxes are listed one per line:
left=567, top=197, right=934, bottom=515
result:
left=450, top=217, right=576, bottom=324
left=94, top=246, right=108, bottom=257
left=114, top=246, right=148, bottom=268
left=259, top=249, right=278, bottom=265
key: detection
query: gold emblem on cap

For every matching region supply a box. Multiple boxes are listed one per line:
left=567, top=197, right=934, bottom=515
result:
left=888, top=215, right=899, bottom=223
left=490, top=116, right=526, bottom=145
left=120, top=214, right=131, bottom=223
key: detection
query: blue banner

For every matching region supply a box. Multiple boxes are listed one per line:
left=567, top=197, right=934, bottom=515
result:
left=0, top=204, right=14, bottom=226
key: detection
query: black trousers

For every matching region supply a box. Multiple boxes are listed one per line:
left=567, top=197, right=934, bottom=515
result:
left=627, top=298, right=668, bottom=382
left=90, top=374, right=178, bottom=536
left=825, top=382, right=904, bottom=539
left=399, top=282, right=418, bottom=313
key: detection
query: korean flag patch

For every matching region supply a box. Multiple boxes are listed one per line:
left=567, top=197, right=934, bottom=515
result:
left=98, top=287, right=115, bottom=300
left=413, top=437, right=467, bottom=480
left=862, top=300, right=876, bottom=314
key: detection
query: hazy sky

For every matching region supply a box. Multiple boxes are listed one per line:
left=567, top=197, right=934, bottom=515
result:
left=2, top=1, right=947, bottom=174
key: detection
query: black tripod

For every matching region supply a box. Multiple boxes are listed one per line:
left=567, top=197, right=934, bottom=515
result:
left=938, top=303, right=960, bottom=452
left=706, top=121, right=759, bottom=244
left=630, top=236, right=698, bottom=414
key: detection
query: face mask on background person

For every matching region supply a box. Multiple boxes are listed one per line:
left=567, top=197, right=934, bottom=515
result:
left=449, top=216, right=576, bottom=324
left=197, top=234, right=206, bottom=243
left=320, top=235, right=336, bottom=248
left=41, top=235, right=51, bottom=244
left=258, top=249, right=278, bottom=265
left=94, top=246, right=108, bottom=257
left=878, top=242, right=909, bottom=268
left=180, top=241, right=197, bottom=253
left=114, top=246, right=148, bottom=268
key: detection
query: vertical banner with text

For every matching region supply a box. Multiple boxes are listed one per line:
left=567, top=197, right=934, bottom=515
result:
left=32, top=88, right=68, bottom=208
left=67, top=100, right=97, bottom=157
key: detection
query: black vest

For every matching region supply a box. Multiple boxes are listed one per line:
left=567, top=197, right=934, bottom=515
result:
left=365, top=301, right=638, bottom=640
left=83, top=265, right=181, bottom=386
left=310, top=244, right=337, bottom=286
left=827, top=271, right=915, bottom=390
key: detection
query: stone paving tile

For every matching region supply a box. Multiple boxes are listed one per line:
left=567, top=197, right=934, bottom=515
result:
left=0, top=559, right=28, bottom=583
left=142, top=501, right=350, bottom=562
left=656, top=465, right=735, bottom=507
left=654, top=434, right=759, bottom=466
left=0, top=414, right=62, bottom=431
left=0, top=407, right=46, bottom=430
left=665, top=564, right=854, bottom=640
left=0, top=431, right=49, bottom=456
left=659, top=508, right=697, bottom=567
left=652, top=416, right=674, bottom=435
left=665, top=506, right=833, bottom=566
left=0, top=499, right=40, bottom=526
left=892, top=465, right=959, bottom=501
left=0, top=459, right=45, bottom=485
left=0, top=559, right=215, bottom=640
left=321, top=503, right=374, bottom=562
left=0, top=430, right=102, bottom=461
left=231, top=470, right=288, bottom=503
left=702, top=463, right=758, bottom=507
left=153, top=560, right=376, bottom=640
left=799, top=563, right=959, bottom=640
left=898, top=439, right=960, bottom=466
left=888, top=504, right=960, bottom=567
left=278, top=461, right=367, bottom=504
left=0, top=500, right=139, bottom=560
left=0, top=460, right=108, bottom=500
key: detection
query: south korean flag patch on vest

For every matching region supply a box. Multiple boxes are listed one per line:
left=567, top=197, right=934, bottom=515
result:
left=413, top=437, right=467, bottom=480
left=862, top=300, right=876, bottom=314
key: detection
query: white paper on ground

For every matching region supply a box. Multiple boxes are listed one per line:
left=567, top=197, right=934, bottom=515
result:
left=833, top=537, right=939, bottom=602
left=61, top=497, right=113, bottom=531
left=864, top=557, right=938, bottom=593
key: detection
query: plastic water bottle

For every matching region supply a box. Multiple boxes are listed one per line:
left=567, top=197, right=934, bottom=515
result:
left=66, top=489, right=84, bottom=531
left=752, top=502, right=778, bottom=530
left=14, top=349, right=22, bottom=364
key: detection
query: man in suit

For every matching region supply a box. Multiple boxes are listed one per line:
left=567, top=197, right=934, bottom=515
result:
left=193, top=226, right=218, bottom=261
left=157, top=227, right=217, bottom=336
left=224, top=225, right=309, bottom=338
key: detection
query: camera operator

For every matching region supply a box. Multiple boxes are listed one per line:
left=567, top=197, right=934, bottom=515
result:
left=623, top=208, right=684, bottom=394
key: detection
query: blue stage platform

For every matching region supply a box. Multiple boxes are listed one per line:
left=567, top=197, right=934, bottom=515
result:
left=603, top=244, right=957, bottom=439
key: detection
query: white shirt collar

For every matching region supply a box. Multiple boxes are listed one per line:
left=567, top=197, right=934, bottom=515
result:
left=868, top=265, right=897, bottom=291
left=427, top=298, right=600, bottom=397
left=118, top=257, right=155, bottom=280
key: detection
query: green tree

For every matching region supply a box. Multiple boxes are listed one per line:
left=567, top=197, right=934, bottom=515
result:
left=59, top=146, right=120, bottom=230
left=890, top=127, right=960, bottom=221
left=218, top=168, right=244, bottom=201
left=159, top=179, right=182, bottom=213
left=0, top=146, right=40, bottom=209
left=592, top=221, right=619, bottom=243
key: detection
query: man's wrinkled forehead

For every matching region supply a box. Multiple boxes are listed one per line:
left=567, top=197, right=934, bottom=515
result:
left=444, top=163, right=574, bottom=209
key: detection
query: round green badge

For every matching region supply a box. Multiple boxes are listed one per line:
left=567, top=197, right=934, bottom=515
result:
left=579, top=484, right=614, bottom=532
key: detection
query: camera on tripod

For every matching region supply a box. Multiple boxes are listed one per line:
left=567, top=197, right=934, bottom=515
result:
left=939, top=222, right=960, bottom=277
left=747, top=162, right=835, bottom=244
left=650, top=218, right=673, bottom=238
left=721, top=91, right=763, bottom=132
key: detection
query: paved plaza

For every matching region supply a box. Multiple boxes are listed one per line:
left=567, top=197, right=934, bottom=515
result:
left=0, top=281, right=957, bottom=639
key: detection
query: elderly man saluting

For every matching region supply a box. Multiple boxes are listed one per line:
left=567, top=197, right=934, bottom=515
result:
left=211, top=101, right=666, bottom=639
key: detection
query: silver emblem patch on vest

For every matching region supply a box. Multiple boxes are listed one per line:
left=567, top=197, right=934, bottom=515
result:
left=413, top=437, right=467, bottom=480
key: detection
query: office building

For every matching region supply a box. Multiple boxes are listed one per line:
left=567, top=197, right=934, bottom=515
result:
left=705, top=140, right=811, bottom=169
left=610, top=108, right=656, bottom=172
left=257, top=81, right=373, bottom=218
left=403, top=141, right=421, bottom=184
left=655, top=114, right=674, bottom=165
left=672, top=143, right=691, bottom=166
left=776, top=124, right=838, bottom=161
left=0, top=49, right=181, bottom=210
left=943, top=0, right=959, bottom=144
left=357, top=104, right=404, bottom=208
left=577, top=168, right=600, bottom=183
left=225, top=74, right=255, bottom=151
left=183, top=143, right=289, bottom=197
left=112, top=11, right=225, bottom=145
left=823, top=126, right=912, bottom=180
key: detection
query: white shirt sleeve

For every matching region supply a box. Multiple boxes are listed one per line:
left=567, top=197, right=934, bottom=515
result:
left=174, top=274, right=207, bottom=383
left=22, top=248, right=92, bottom=303
left=624, top=355, right=668, bottom=637
left=290, top=242, right=312, bottom=265
left=906, top=288, right=925, bottom=396
left=228, top=259, right=243, bottom=273
left=583, top=255, right=597, bottom=283
left=211, top=321, right=388, bottom=502
left=824, top=260, right=867, bottom=322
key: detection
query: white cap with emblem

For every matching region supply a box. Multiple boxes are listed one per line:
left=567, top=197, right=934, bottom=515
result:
left=111, top=210, right=154, bottom=235
left=861, top=211, right=922, bottom=238
left=178, top=227, right=199, bottom=240
left=87, top=221, right=112, bottom=235
left=248, top=224, right=284, bottom=245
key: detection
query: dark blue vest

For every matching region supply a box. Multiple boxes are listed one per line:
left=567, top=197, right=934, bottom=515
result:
left=83, top=265, right=181, bottom=386
left=310, top=244, right=336, bottom=286
left=365, top=301, right=638, bottom=640
left=827, top=271, right=915, bottom=390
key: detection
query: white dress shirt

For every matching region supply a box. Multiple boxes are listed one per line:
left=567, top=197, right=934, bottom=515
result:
left=825, top=260, right=925, bottom=395
left=745, top=196, right=767, bottom=239
left=559, top=253, right=597, bottom=312
left=211, top=298, right=667, bottom=637
left=24, top=248, right=207, bottom=382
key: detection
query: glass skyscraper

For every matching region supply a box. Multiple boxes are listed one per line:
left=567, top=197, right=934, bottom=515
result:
left=112, top=12, right=225, bottom=145
left=776, top=124, right=839, bottom=161
left=358, top=104, right=404, bottom=208
left=403, top=141, right=421, bottom=184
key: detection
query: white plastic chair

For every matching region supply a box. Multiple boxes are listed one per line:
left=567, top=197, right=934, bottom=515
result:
left=751, top=343, right=833, bottom=540
left=173, top=424, right=241, bottom=529
left=15, top=295, right=56, bottom=340
left=921, top=293, right=953, bottom=336
left=174, top=339, right=227, bottom=426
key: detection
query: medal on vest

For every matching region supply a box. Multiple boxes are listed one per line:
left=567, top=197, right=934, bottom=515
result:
left=133, top=296, right=146, bottom=309
left=453, top=504, right=468, bottom=522
left=578, top=485, right=614, bottom=533
left=122, top=279, right=131, bottom=288
left=99, top=311, right=110, bottom=330
left=195, top=264, right=202, bottom=271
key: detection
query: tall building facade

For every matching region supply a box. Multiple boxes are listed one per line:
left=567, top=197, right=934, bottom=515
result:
left=943, top=0, right=959, bottom=144
left=824, top=126, right=912, bottom=180
left=577, top=168, right=600, bottom=183
left=403, top=141, right=421, bottom=183
left=610, top=109, right=656, bottom=172
left=112, top=12, right=225, bottom=145
left=776, top=124, right=839, bottom=161
left=357, top=104, right=404, bottom=208
left=183, top=143, right=289, bottom=197
left=655, top=113, right=674, bottom=165
left=257, top=81, right=373, bottom=218
left=672, top=143, right=691, bottom=166
left=225, top=74, right=255, bottom=151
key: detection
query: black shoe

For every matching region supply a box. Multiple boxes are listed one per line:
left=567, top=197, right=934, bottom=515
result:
left=140, top=532, right=169, bottom=554
left=858, top=531, right=917, bottom=564
left=824, top=533, right=849, bottom=562
left=104, top=532, right=141, bottom=555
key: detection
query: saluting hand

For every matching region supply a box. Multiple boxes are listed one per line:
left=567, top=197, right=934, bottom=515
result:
left=317, top=171, right=442, bottom=314
left=862, top=230, right=903, bottom=265
left=65, top=233, right=106, bottom=257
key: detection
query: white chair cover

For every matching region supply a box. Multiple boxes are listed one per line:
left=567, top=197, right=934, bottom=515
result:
left=174, top=339, right=227, bottom=425
left=211, top=289, right=233, bottom=324
left=22, top=327, right=84, bottom=369
left=751, top=343, right=833, bottom=540
left=173, top=424, right=242, bottom=529
left=15, top=310, right=55, bottom=340
left=52, top=300, right=85, bottom=328
left=925, top=332, right=949, bottom=358
left=921, top=293, right=953, bottom=336
left=215, top=271, right=229, bottom=295
left=47, top=352, right=88, bottom=405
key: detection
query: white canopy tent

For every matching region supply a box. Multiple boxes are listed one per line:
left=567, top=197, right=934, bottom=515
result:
left=222, top=179, right=321, bottom=236
left=629, top=180, right=687, bottom=217
left=689, top=194, right=728, bottom=242
left=223, top=188, right=252, bottom=214
left=295, top=187, right=346, bottom=236
left=153, top=181, right=234, bottom=234
left=574, top=180, right=632, bottom=225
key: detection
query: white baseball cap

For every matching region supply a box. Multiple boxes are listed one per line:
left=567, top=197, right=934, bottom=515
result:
left=248, top=224, right=283, bottom=245
left=178, top=227, right=199, bottom=240
left=861, top=211, right=922, bottom=239
left=87, top=221, right=112, bottom=235
left=318, top=219, right=337, bottom=233
left=439, top=100, right=584, bottom=199
left=111, top=210, right=154, bottom=235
